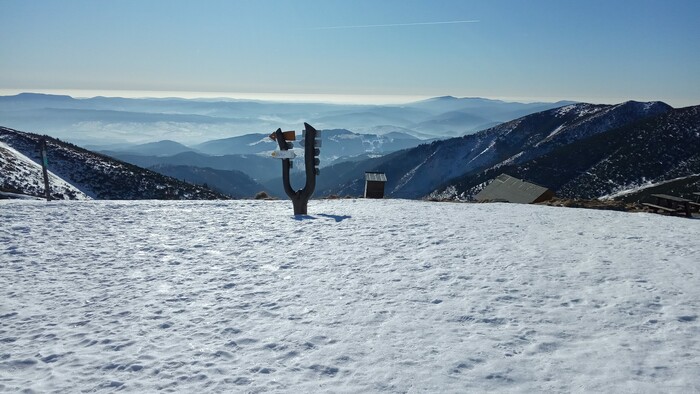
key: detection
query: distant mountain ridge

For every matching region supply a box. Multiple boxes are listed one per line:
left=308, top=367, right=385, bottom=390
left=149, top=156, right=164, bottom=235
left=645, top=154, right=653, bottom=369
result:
left=0, top=93, right=577, bottom=146
left=0, top=126, right=228, bottom=200
left=125, top=140, right=196, bottom=156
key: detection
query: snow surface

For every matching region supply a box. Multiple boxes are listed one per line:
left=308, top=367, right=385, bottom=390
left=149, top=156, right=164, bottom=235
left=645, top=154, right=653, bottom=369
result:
left=0, top=191, right=43, bottom=200
left=1, top=199, right=699, bottom=393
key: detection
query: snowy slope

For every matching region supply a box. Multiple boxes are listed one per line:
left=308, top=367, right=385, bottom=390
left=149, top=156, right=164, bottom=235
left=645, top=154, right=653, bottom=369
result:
left=1, top=126, right=228, bottom=200
left=434, top=105, right=700, bottom=202
left=1, top=200, right=699, bottom=392
left=0, top=141, right=89, bottom=199
left=321, top=101, right=672, bottom=199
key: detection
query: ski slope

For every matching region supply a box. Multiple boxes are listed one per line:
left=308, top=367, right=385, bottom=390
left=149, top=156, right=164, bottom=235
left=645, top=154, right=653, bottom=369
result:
left=1, top=199, right=699, bottom=392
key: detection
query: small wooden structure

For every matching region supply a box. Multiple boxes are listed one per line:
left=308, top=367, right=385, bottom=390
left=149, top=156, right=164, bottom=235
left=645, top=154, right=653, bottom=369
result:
left=692, top=192, right=700, bottom=212
left=475, top=174, right=554, bottom=204
left=643, top=194, right=693, bottom=217
left=364, top=172, right=387, bottom=199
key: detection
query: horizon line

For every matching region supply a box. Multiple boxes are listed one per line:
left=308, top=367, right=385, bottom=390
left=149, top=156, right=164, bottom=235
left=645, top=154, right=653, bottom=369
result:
left=0, top=88, right=432, bottom=105
left=0, top=88, right=691, bottom=107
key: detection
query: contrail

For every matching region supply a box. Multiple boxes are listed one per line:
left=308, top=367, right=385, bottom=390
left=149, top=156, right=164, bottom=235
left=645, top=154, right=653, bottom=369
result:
left=303, top=20, right=480, bottom=30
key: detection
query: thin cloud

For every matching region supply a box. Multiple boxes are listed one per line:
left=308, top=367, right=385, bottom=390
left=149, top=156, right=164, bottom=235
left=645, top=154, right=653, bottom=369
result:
left=303, top=20, right=480, bottom=30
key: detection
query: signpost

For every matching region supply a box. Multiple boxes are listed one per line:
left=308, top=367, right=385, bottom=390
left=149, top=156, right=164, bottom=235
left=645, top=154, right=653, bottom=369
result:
left=269, top=123, right=321, bottom=215
left=39, top=138, right=51, bottom=201
left=269, top=130, right=296, bottom=142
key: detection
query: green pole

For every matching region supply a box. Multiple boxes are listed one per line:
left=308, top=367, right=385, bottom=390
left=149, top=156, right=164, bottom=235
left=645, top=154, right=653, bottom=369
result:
left=39, top=138, right=51, bottom=201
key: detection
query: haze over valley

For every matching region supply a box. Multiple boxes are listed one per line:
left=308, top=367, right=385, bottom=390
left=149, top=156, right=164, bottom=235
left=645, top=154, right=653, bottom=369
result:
left=0, top=92, right=574, bottom=146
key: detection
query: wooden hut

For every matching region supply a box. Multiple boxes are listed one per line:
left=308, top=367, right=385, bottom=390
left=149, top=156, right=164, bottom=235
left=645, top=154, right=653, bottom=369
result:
left=364, top=172, right=387, bottom=199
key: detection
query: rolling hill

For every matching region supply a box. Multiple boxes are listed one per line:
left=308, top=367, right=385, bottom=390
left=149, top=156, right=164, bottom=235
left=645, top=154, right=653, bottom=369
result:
left=148, top=164, right=268, bottom=199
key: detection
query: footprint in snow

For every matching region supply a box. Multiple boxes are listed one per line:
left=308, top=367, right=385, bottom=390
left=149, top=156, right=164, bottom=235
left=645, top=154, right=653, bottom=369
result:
left=309, top=364, right=339, bottom=377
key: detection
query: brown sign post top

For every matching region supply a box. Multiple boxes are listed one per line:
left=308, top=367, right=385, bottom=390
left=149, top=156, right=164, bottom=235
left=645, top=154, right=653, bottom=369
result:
left=269, top=130, right=296, bottom=141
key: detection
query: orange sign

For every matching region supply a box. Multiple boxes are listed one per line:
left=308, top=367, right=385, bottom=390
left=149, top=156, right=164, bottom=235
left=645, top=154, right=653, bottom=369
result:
left=269, top=130, right=296, bottom=141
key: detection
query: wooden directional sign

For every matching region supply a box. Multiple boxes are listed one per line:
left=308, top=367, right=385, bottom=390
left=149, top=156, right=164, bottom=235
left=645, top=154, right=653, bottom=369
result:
left=269, top=130, right=296, bottom=141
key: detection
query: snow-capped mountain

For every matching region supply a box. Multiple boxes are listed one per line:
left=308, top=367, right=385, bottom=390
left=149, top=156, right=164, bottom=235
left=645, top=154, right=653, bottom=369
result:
left=192, top=129, right=432, bottom=163
left=431, top=104, right=700, bottom=201
left=314, top=101, right=680, bottom=200
left=394, top=101, right=672, bottom=198
left=316, top=129, right=432, bottom=162
left=0, top=126, right=228, bottom=200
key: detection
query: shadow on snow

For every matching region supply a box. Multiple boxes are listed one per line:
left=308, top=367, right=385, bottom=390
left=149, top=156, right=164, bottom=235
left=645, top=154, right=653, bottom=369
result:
left=292, top=214, right=352, bottom=222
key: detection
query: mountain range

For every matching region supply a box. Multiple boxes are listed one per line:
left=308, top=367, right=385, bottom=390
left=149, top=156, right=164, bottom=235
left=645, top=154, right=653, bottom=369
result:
left=97, top=129, right=440, bottom=186
left=301, top=101, right=699, bottom=203
left=437, top=104, right=700, bottom=202
left=0, top=93, right=574, bottom=146
left=3, top=98, right=698, bottom=204
left=102, top=128, right=431, bottom=164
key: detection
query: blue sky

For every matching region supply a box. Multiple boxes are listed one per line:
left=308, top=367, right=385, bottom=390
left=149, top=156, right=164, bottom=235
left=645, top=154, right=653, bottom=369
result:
left=1, top=0, right=699, bottom=106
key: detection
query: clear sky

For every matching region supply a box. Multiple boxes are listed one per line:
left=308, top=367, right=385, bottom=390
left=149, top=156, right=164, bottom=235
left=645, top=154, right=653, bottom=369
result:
left=1, top=0, right=699, bottom=106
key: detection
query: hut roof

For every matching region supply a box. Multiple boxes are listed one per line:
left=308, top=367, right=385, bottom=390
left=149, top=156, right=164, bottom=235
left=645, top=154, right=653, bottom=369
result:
left=475, top=174, right=553, bottom=204
left=365, top=172, right=387, bottom=182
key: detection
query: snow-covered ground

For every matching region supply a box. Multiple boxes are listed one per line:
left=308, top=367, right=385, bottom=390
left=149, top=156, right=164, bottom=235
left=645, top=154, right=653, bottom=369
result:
left=1, top=199, right=699, bottom=393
